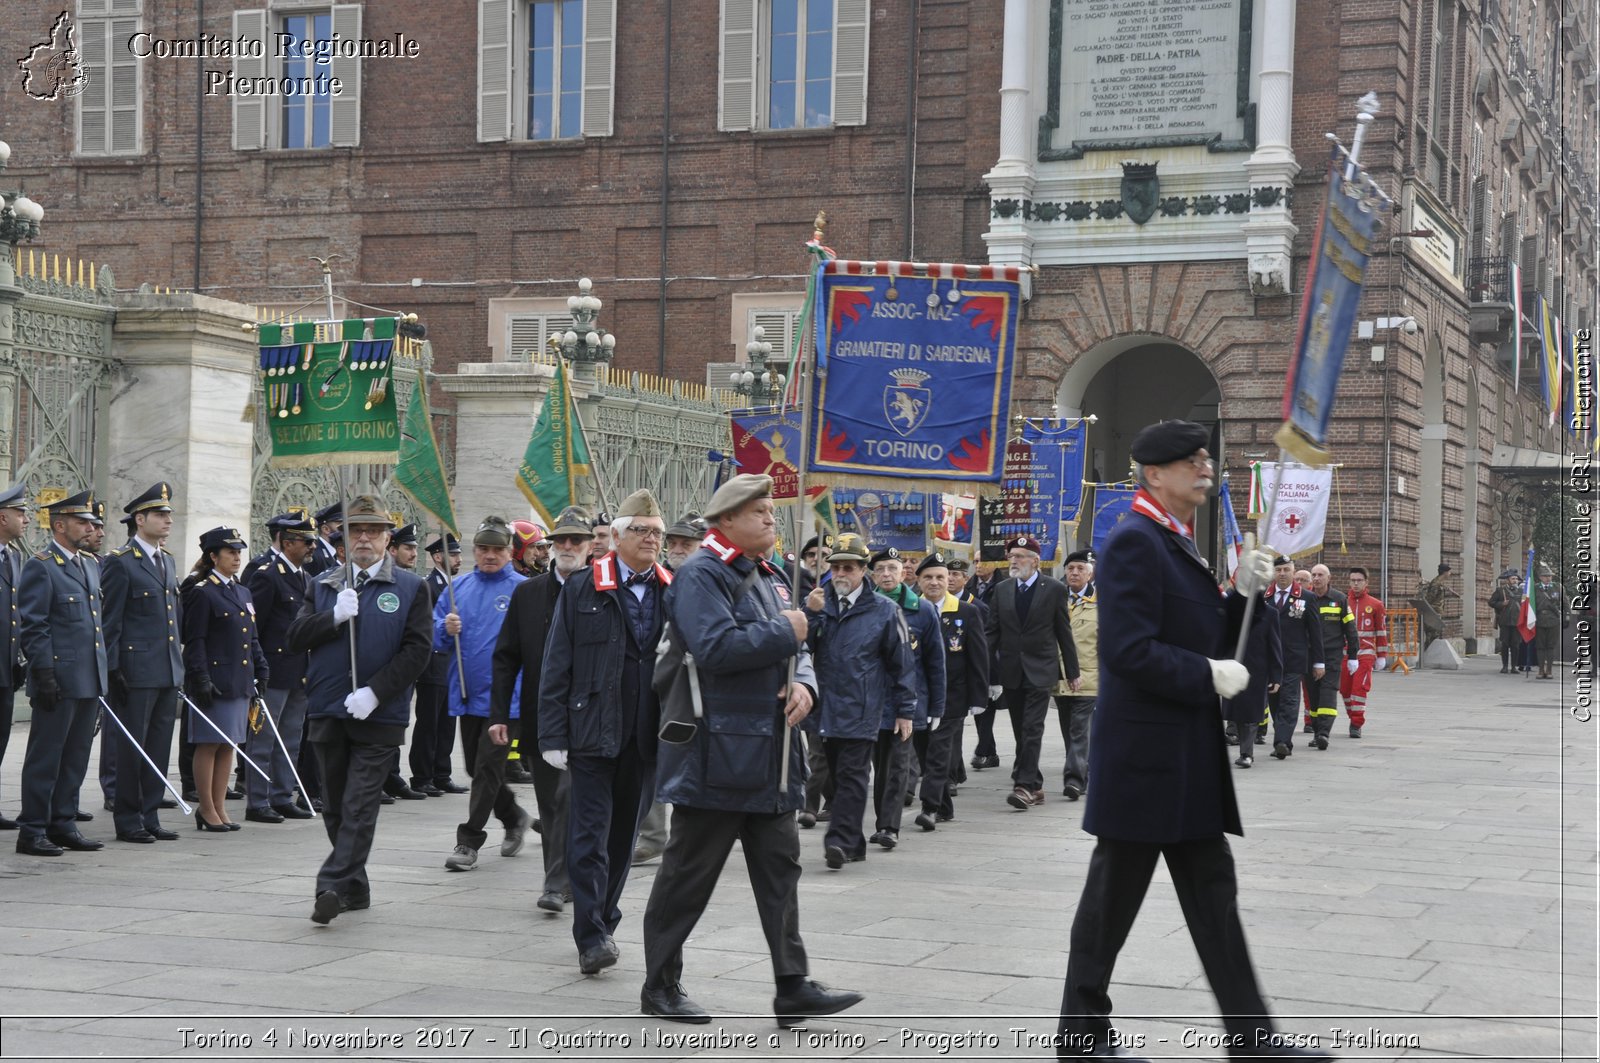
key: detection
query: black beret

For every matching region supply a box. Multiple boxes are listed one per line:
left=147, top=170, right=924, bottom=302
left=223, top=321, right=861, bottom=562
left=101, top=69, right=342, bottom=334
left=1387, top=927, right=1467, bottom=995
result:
left=1273, top=555, right=1292, bottom=567
left=1129, top=420, right=1210, bottom=466
left=800, top=536, right=821, bottom=554
left=868, top=545, right=901, bottom=568
left=946, top=557, right=970, bottom=572
left=1064, top=549, right=1096, bottom=566
left=915, top=552, right=949, bottom=575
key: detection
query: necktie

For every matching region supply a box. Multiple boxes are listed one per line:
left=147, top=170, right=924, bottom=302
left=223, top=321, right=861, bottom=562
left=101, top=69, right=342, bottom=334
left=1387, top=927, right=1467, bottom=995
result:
left=355, top=570, right=370, bottom=590
left=839, top=594, right=851, bottom=614
left=1276, top=590, right=1286, bottom=608
left=1, top=547, right=10, bottom=586
left=626, top=571, right=653, bottom=587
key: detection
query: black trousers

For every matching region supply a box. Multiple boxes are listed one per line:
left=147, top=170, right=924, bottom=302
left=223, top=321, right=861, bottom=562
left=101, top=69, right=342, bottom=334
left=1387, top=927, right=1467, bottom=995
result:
left=0, top=686, right=14, bottom=797
left=18, top=696, right=99, bottom=838
left=821, top=737, right=873, bottom=858
left=566, top=743, right=653, bottom=952
left=1267, top=676, right=1301, bottom=749
left=1006, top=686, right=1051, bottom=791
left=111, top=686, right=178, bottom=835
left=971, top=695, right=1001, bottom=758
left=802, top=732, right=831, bottom=815
left=642, top=805, right=808, bottom=990
left=310, top=717, right=403, bottom=902
left=1055, top=695, right=1094, bottom=792
left=409, top=679, right=456, bottom=786
left=871, top=730, right=912, bottom=833
left=1499, top=624, right=1520, bottom=670
left=456, top=716, right=522, bottom=850
left=1057, top=836, right=1272, bottom=1058
left=913, top=715, right=960, bottom=815
left=527, top=745, right=571, bottom=896
left=177, top=709, right=196, bottom=795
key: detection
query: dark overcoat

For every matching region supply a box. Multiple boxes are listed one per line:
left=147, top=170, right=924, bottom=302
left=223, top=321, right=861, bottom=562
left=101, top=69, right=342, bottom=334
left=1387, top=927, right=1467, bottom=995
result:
left=986, top=575, right=1079, bottom=689
left=1082, top=513, right=1245, bottom=843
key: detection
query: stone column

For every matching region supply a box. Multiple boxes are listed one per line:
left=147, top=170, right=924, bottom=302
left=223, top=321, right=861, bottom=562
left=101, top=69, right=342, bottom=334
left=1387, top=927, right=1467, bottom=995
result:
left=983, top=0, right=1038, bottom=272
left=1242, top=0, right=1300, bottom=295
left=109, top=292, right=259, bottom=573
left=436, top=361, right=554, bottom=527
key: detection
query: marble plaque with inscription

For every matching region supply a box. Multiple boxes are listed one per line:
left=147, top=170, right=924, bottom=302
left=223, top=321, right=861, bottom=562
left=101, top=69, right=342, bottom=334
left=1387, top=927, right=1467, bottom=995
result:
left=1049, top=0, right=1249, bottom=155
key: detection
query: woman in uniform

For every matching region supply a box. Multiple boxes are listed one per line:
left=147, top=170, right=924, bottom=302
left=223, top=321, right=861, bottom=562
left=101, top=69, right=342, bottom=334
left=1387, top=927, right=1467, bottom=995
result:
left=181, top=527, right=271, bottom=831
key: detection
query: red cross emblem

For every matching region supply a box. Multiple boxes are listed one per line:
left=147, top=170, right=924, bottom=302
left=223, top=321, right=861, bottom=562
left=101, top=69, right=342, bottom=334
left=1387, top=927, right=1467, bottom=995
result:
left=1283, top=513, right=1302, bottom=531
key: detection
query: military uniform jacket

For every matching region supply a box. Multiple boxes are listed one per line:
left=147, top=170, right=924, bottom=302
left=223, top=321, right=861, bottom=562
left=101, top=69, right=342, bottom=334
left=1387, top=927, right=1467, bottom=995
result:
left=181, top=573, right=271, bottom=699
left=102, top=538, right=184, bottom=689
left=1, top=542, right=22, bottom=688
left=18, top=540, right=109, bottom=700
left=935, top=593, right=990, bottom=711
left=1082, top=514, right=1244, bottom=844
left=421, top=567, right=451, bottom=685
left=1311, top=588, right=1359, bottom=663
left=1266, top=585, right=1324, bottom=675
left=243, top=550, right=310, bottom=691
left=986, top=574, right=1080, bottom=690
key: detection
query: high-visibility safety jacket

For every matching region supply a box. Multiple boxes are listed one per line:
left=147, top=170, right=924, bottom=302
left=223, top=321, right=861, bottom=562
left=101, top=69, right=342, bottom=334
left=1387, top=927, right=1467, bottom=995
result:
left=1311, top=588, right=1359, bottom=663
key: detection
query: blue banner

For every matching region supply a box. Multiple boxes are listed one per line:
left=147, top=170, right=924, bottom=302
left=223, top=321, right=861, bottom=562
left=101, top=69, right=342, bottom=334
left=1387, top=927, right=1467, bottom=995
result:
left=832, top=488, right=934, bottom=552
left=1020, top=419, right=1089, bottom=525
left=1278, top=154, right=1388, bottom=465
left=1090, top=484, right=1138, bottom=551
left=810, top=266, right=1020, bottom=483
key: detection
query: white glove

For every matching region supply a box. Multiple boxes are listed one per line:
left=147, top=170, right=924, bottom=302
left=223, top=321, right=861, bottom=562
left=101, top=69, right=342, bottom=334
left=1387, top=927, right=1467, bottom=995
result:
left=542, top=749, right=568, bottom=771
left=1236, top=545, right=1275, bottom=597
left=929, top=716, right=941, bottom=732
left=344, top=686, right=379, bottom=719
left=988, top=685, right=1004, bottom=701
left=1346, top=658, right=1360, bottom=676
left=1377, top=657, right=1387, bottom=671
left=1208, top=659, right=1250, bottom=699
left=969, top=705, right=986, bottom=717
left=333, top=587, right=360, bottom=625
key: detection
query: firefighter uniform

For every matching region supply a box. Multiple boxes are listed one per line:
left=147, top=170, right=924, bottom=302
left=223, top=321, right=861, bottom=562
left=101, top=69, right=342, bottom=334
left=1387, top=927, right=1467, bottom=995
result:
left=1305, top=589, right=1357, bottom=748
left=1339, top=590, right=1387, bottom=736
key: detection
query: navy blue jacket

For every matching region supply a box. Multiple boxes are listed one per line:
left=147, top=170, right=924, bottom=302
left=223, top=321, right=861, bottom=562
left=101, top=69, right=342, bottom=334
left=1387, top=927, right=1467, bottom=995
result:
left=102, top=538, right=184, bottom=689
left=287, top=557, right=433, bottom=727
left=1267, top=584, right=1324, bottom=675
left=180, top=572, right=270, bottom=699
left=933, top=593, right=990, bottom=711
left=655, top=537, right=815, bottom=814
left=1082, top=513, right=1245, bottom=844
left=490, top=569, right=565, bottom=732
left=805, top=583, right=916, bottom=741
left=421, top=567, right=452, bottom=685
left=1224, top=591, right=1282, bottom=732
left=538, top=554, right=668, bottom=758
left=19, top=541, right=109, bottom=700
left=243, top=550, right=311, bottom=691
left=878, top=585, right=946, bottom=729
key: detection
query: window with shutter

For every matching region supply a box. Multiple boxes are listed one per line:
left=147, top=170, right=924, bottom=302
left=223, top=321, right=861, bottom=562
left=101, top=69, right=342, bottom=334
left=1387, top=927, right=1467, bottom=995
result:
left=722, top=0, right=868, bottom=132
left=580, top=0, right=615, bottom=137
left=506, top=313, right=574, bottom=361
left=232, top=9, right=269, bottom=150
left=748, top=308, right=801, bottom=365
left=479, top=0, right=514, bottom=141
left=77, top=8, right=143, bottom=156
left=328, top=4, right=363, bottom=146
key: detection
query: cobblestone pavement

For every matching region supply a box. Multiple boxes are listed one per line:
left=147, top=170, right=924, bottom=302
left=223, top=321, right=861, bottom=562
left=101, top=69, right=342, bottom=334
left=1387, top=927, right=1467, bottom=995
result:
left=0, top=654, right=1593, bottom=1061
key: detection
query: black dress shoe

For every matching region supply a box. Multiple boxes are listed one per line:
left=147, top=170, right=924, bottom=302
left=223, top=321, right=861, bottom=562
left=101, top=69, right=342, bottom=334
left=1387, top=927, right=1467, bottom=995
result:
left=311, top=890, right=341, bottom=925
left=772, top=979, right=863, bottom=1029
left=537, top=890, right=565, bottom=913
left=914, top=810, right=936, bottom=831
left=824, top=845, right=847, bottom=870
left=273, top=803, right=314, bottom=819
left=16, top=835, right=64, bottom=856
left=341, top=894, right=371, bottom=912
left=578, top=937, right=619, bottom=974
left=797, top=810, right=817, bottom=828
left=870, top=829, right=897, bottom=849
left=47, top=831, right=105, bottom=851
left=74, top=810, right=93, bottom=822
left=246, top=807, right=285, bottom=824
left=1063, top=782, right=1083, bottom=801
left=148, top=826, right=180, bottom=841
left=116, top=830, right=156, bottom=844
left=1272, top=742, right=1290, bottom=760
left=379, top=794, right=395, bottom=805
left=183, top=790, right=200, bottom=802
left=0, top=814, right=19, bottom=831
left=935, top=811, right=955, bottom=822
left=398, top=785, right=428, bottom=800
left=414, top=783, right=444, bottom=797
left=437, top=780, right=469, bottom=794
left=158, top=798, right=178, bottom=810
left=505, top=766, right=534, bottom=784
left=641, top=983, right=711, bottom=1024
left=225, top=787, right=244, bottom=800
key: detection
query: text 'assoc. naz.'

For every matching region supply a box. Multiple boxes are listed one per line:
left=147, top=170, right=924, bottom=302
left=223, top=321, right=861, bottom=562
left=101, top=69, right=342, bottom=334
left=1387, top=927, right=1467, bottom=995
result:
left=126, top=31, right=422, bottom=97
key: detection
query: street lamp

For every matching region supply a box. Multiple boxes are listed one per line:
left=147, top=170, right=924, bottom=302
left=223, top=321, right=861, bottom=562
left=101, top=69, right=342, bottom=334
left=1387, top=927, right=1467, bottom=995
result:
left=0, top=142, right=46, bottom=246
left=548, top=276, right=617, bottom=366
left=732, top=325, right=788, bottom=405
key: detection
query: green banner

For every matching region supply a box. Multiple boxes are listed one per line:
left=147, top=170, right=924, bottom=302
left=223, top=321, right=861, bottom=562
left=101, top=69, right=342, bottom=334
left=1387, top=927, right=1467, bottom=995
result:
left=516, top=361, right=592, bottom=525
left=394, top=376, right=458, bottom=534
left=260, top=320, right=401, bottom=468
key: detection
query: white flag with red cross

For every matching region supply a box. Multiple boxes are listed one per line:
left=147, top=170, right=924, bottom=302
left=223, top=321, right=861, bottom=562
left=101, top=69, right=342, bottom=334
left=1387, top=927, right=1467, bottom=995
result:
left=1251, top=461, right=1333, bottom=559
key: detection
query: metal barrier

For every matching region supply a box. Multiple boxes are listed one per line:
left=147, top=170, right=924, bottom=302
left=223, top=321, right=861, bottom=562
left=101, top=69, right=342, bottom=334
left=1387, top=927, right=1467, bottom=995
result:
left=1387, top=607, right=1420, bottom=673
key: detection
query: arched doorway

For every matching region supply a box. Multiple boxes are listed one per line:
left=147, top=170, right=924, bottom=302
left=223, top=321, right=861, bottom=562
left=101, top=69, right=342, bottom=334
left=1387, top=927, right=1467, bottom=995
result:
left=1057, top=337, right=1224, bottom=567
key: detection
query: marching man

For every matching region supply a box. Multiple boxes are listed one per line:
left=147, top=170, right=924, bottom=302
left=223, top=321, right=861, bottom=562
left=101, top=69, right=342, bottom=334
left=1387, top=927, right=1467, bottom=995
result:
left=1339, top=566, right=1386, bottom=738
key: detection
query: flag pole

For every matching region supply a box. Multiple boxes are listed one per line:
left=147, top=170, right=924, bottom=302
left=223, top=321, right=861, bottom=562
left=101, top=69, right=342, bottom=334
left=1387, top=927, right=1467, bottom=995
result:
left=561, top=356, right=615, bottom=516
left=441, top=520, right=469, bottom=702
left=318, top=255, right=362, bottom=693
left=781, top=211, right=830, bottom=795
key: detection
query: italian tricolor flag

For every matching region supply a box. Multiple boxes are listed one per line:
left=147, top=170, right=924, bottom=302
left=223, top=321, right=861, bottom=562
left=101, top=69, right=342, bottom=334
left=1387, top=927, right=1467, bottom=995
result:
left=1517, top=547, right=1537, bottom=643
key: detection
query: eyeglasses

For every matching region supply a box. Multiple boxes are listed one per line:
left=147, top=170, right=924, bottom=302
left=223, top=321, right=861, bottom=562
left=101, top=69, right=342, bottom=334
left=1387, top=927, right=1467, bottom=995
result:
left=625, top=526, right=666, bottom=540
left=346, top=526, right=387, bottom=539
left=1183, top=454, right=1215, bottom=472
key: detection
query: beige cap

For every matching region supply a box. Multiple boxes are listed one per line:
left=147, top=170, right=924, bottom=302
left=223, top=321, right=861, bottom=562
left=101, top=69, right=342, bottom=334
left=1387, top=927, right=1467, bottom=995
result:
left=704, top=474, right=774, bottom=520
left=343, top=495, right=395, bottom=526
left=617, top=488, right=663, bottom=519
